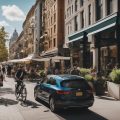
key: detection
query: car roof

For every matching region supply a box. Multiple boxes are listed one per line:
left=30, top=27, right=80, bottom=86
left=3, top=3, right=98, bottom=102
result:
left=47, top=74, right=84, bottom=82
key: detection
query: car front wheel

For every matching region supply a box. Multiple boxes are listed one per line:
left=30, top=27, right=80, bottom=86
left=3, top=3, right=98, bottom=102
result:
left=49, top=97, right=58, bottom=112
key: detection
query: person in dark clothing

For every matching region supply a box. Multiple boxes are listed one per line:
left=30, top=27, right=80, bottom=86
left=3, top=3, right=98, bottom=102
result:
left=7, top=65, right=12, bottom=76
left=0, top=68, right=3, bottom=87
left=15, top=66, right=26, bottom=90
left=2, top=66, right=6, bottom=74
left=70, top=66, right=80, bottom=75
left=2, top=66, right=6, bottom=81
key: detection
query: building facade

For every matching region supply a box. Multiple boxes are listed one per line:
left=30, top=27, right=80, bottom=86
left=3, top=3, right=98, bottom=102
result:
left=65, top=0, right=120, bottom=73
left=22, top=5, right=35, bottom=57
left=9, top=5, right=35, bottom=60
left=40, top=0, right=66, bottom=70
left=34, top=0, right=42, bottom=55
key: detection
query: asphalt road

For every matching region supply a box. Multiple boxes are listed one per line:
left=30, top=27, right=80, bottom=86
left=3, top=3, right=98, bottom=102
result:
left=0, top=77, right=120, bottom=120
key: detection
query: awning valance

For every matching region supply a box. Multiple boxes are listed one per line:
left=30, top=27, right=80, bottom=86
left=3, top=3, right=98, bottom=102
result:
left=33, top=58, right=50, bottom=62
left=68, top=12, right=118, bottom=43
left=52, top=56, right=70, bottom=60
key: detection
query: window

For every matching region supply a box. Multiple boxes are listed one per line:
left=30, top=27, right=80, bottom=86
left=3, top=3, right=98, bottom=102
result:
left=70, top=22, right=72, bottom=33
left=96, top=0, right=103, bottom=20
left=68, top=0, right=70, bottom=4
left=53, top=38, right=56, bottom=47
left=74, top=16, right=78, bottom=31
left=54, top=24, right=56, bottom=33
left=61, top=79, right=90, bottom=89
left=81, top=11, right=84, bottom=28
left=107, top=0, right=113, bottom=15
left=51, top=16, right=52, bottom=25
left=47, top=78, right=56, bottom=85
left=88, top=4, right=91, bottom=25
left=68, top=25, right=69, bottom=35
left=80, top=0, right=84, bottom=7
left=49, top=41, right=50, bottom=48
left=54, top=13, right=56, bottom=22
left=67, top=8, right=69, bottom=17
left=54, top=5, right=56, bottom=11
left=72, top=5, right=73, bottom=14
left=75, top=0, right=78, bottom=12
left=51, top=28, right=52, bottom=36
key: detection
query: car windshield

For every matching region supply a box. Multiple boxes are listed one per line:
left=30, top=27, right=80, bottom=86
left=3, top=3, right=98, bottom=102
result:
left=61, top=79, right=90, bottom=89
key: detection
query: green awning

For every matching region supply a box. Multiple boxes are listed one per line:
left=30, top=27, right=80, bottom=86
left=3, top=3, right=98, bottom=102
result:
left=68, top=12, right=118, bottom=43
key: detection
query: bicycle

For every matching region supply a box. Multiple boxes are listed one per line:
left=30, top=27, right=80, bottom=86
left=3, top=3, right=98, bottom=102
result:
left=15, top=80, right=27, bottom=102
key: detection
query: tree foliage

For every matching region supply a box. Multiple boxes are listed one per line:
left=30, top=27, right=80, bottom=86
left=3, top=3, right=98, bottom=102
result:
left=0, top=27, right=8, bottom=62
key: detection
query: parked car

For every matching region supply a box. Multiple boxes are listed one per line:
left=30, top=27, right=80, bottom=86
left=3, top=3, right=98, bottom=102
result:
left=34, top=75, right=94, bottom=112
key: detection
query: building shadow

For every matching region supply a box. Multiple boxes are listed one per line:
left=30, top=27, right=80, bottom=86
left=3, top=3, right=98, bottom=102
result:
left=0, top=97, right=18, bottom=106
left=0, top=87, right=15, bottom=96
left=55, top=108, right=108, bottom=120
left=20, top=99, right=42, bottom=108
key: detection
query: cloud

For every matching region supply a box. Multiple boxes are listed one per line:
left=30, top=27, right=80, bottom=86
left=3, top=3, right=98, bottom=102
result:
left=1, top=5, right=25, bottom=21
left=0, top=20, right=9, bottom=27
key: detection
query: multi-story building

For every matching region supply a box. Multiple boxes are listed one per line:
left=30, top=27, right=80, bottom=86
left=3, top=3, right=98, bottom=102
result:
left=40, top=0, right=67, bottom=70
left=34, top=0, right=44, bottom=55
left=22, top=5, right=35, bottom=57
left=9, top=5, right=35, bottom=60
left=65, top=0, right=120, bottom=73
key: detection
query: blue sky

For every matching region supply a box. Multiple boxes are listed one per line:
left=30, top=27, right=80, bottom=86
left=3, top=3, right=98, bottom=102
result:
left=0, top=0, right=35, bottom=38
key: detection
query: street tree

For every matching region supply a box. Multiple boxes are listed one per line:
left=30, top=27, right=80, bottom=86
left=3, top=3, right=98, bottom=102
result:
left=0, top=27, right=8, bottom=62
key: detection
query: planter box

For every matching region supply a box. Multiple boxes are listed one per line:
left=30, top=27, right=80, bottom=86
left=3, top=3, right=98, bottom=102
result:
left=107, top=81, right=120, bottom=100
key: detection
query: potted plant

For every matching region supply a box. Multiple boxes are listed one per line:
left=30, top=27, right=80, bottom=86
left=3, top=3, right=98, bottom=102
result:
left=85, top=74, right=95, bottom=91
left=39, top=70, right=46, bottom=78
left=94, top=76, right=106, bottom=96
left=80, top=68, right=90, bottom=77
left=107, top=69, right=120, bottom=100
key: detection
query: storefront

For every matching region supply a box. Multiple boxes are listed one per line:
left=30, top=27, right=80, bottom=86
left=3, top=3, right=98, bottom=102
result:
left=68, top=12, right=120, bottom=72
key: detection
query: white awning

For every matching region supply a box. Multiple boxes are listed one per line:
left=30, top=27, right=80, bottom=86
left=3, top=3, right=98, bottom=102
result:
left=33, top=58, right=50, bottom=62
left=8, top=59, right=25, bottom=63
left=52, top=56, right=70, bottom=60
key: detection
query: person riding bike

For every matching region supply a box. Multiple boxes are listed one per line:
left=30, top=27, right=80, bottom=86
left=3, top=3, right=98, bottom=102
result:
left=15, top=66, right=26, bottom=91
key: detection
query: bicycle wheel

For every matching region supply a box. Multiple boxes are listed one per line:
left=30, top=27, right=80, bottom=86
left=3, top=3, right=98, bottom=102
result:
left=15, top=85, right=20, bottom=99
left=21, top=87, right=27, bottom=102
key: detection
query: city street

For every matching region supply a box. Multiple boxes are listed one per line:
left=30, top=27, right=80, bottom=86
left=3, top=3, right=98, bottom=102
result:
left=0, top=77, right=120, bottom=120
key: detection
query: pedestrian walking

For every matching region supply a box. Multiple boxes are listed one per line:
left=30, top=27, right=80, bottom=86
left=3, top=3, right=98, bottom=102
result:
left=0, top=68, right=4, bottom=87
left=2, top=65, right=6, bottom=81
left=70, top=66, right=80, bottom=75
left=7, top=65, right=12, bottom=77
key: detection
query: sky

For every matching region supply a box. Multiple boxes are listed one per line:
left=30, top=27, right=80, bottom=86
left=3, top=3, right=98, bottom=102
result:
left=0, top=0, right=35, bottom=39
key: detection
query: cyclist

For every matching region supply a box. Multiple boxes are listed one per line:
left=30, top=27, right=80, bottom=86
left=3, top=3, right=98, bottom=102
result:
left=15, top=66, right=26, bottom=91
